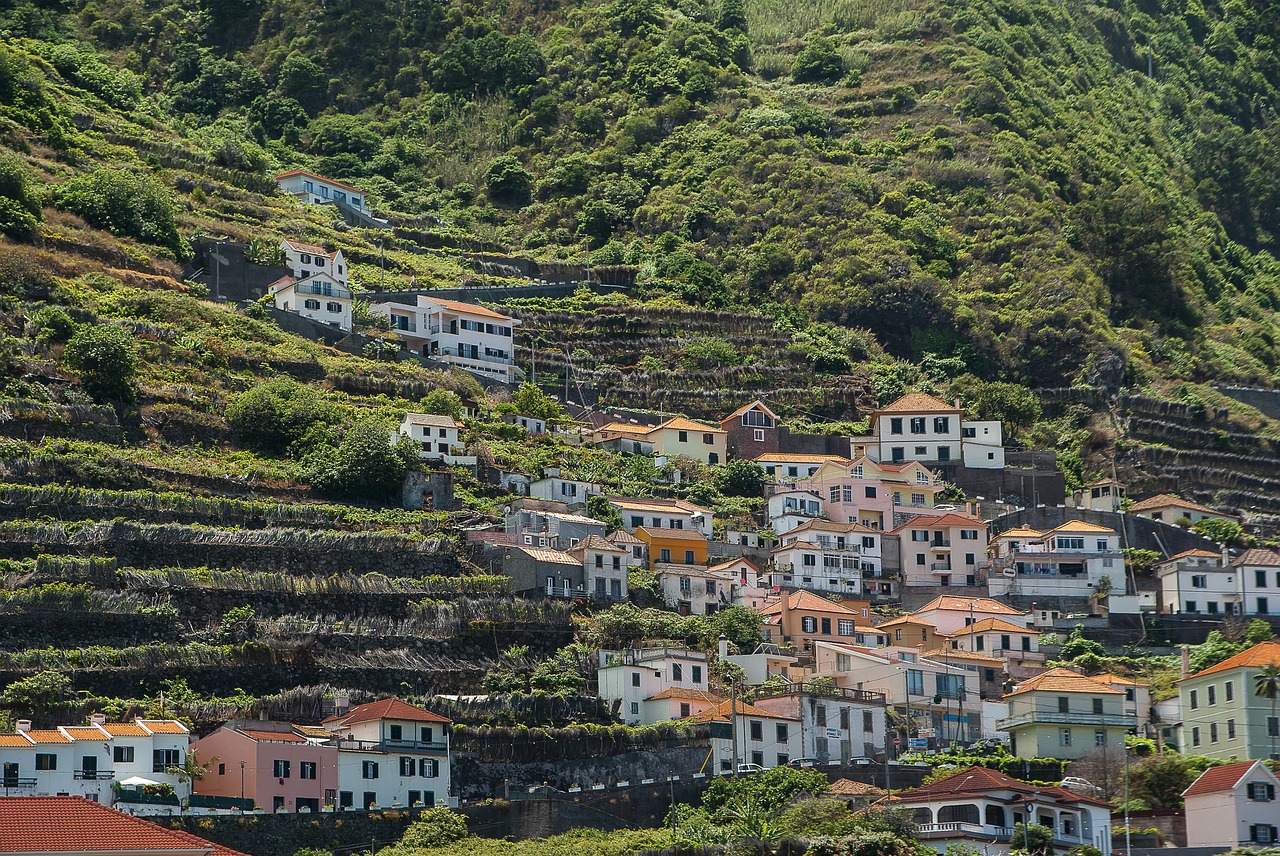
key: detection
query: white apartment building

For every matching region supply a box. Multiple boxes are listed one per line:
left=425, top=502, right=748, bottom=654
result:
left=598, top=646, right=713, bottom=725
left=1157, top=549, right=1234, bottom=615
left=567, top=534, right=634, bottom=602
left=324, top=699, right=452, bottom=810
left=270, top=273, right=353, bottom=330
left=370, top=296, right=520, bottom=383
left=766, top=490, right=826, bottom=535
left=687, top=700, right=803, bottom=773
left=851, top=392, right=1005, bottom=470
left=752, top=683, right=888, bottom=763
left=988, top=521, right=1121, bottom=598
left=768, top=519, right=882, bottom=597
left=893, top=513, right=989, bottom=588
left=606, top=497, right=713, bottom=537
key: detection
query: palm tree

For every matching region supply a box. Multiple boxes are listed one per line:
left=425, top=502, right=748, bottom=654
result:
left=1254, top=664, right=1280, bottom=760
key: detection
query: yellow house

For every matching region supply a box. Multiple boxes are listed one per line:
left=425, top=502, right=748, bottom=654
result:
left=636, top=526, right=709, bottom=568
left=647, top=417, right=727, bottom=465
left=996, top=667, right=1135, bottom=760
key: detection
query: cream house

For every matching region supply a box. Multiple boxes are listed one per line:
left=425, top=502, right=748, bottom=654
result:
left=1183, top=760, right=1280, bottom=847
left=1129, top=494, right=1239, bottom=526
left=996, top=668, right=1135, bottom=760
left=850, top=392, right=1005, bottom=470
left=894, top=513, right=988, bottom=588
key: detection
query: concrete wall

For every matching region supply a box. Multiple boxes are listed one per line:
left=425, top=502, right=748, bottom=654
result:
left=187, top=239, right=289, bottom=304
left=990, top=508, right=1220, bottom=558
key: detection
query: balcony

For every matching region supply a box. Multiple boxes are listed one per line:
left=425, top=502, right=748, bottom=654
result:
left=114, top=789, right=180, bottom=807
left=437, top=347, right=514, bottom=367
left=392, top=320, right=419, bottom=333
left=189, top=793, right=255, bottom=811
left=334, top=737, right=448, bottom=754
left=931, top=562, right=953, bottom=572
left=296, top=282, right=352, bottom=299
left=75, top=770, right=115, bottom=780
left=916, top=823, right=1084, bottom=847
left=931, top=539, right=952, bottom=548
left=0, top=778, right=36, bottom=790
left=996, top=709, right=1136, bottom=730
left=755, top=681, right=886, bottom=705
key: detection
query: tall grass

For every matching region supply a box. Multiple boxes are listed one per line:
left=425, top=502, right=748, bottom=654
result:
left=744, top=0, right=925, bottom=45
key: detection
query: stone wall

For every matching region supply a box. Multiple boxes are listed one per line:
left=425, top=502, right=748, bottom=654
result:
left=0, top=611, right=177, bottom=649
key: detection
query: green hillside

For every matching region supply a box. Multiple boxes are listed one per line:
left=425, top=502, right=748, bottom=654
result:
left=5, top=0, right=1280, bottom=388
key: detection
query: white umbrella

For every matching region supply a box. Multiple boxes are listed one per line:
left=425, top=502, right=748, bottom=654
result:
left=118, top=776, right=159, bottom=787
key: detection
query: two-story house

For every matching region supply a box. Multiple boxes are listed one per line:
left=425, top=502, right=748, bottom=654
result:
left=529, top=475, right=601, bottom=506
left=1073, top=478, right=1126, bottom=513
left=719, top=400, right=782, bottom=459
left=647, top=417, right=727, bottom=465
left=768, top=519, right=882, bottom=598
left=1129, top=494, right=1239, bottom=526
left=505, top=508, right=607, bottom=550
left=946, top=618, right=1043, bottom=674
left=754, top=453, right=851, bottom=486
left=275, top=170, right=384, bottom=226
left=323, top=698, right=452, bottom=810
left=280, top=239, right=348, bottom=286
left=885, top=766, right=1114, bottom=856
left=752, top=682, right=887, bottom=763
left=893, top=513, right=989, bottom=588
left=1233, top=548, right=1280, bottom=616
left=766, top=489, right=826, bottom=535
left=913, top=595, right=1030, bottom=636
left=566, top=534, right=633, bottom=602
left=606, top=497, right=713, bottom=537
left=501, top=545, right=585, bottom=599
left=757, top=590, right=877, bottom=650
left=685, top=699, right=803, bottom=773
left=191, top=720, right=338, bottom=814
left=395, top=413, right=475, bottom=466
left=639, top=526, right=709, bottom=569
left=598, top=646, right=713, bottom=725
left=1183, top=760, right=1280, bottom=848
left=798, top=457, right=944, bottom=531
left=877, top=615, right=948, bottom=652
left=656, top=563, right=732, bottom=615
left=996, top=668, right=1136, bottom=760
left=1177, top=640, right=1280, bottom=760
left=369, top=297, right=520, bottom=384
left=1156, top=550, right=1234, bottom=615
left=988, top=521, right=1122, bottom=599
left=270, top=273, right=353, bottom=330
left=850, top=393, right=1005, bottom=470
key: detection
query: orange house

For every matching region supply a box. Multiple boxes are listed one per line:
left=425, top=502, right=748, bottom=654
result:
left=636, top=526, right=708, bottom=568
left=758, top=590, right=878, bottom=650
left=876, top=614, right=947, bottom=651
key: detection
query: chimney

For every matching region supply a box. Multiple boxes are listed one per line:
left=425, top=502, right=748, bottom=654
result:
left=718, top=634, right=729, bottom=659
left=91, top=713, right=106, bottom=726
left=1221, top=545, right=1230, bottom=567
left=335, top=694, right=350, bottom=716
left=1181, top=644, right=1191, bottom=679
left=16, top=720, right=31, bottom=732
left=954, top=397, right=962, bottom=409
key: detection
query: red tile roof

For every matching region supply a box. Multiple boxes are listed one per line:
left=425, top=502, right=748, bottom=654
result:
left=274, top=169, right=366, bottom=194
left=1182, top=761, right=1260, bottom=797
left=758, top=590, right=862, bottom=616
left=281, top=238, right=336, bottom=256
left=916, top=595, right=1024, bottom=616
left=885, top=766, right=1110, bottom=807
left=1234, top=548, right=1280, bottom=568
left=424, top=297, right=512, bottom=321
left=890, top=513, right=985, bottom=533
left=100, top=722, right=150, bottom=737
left=138, top=720, right=189, bottom=735
left=0, top=734, right=33, bottom=747
left=0, top=796, right=249, bottom=855
left=1004, top=667, right=1121, bottom=698
left=828, top=778, right=885, bottom=797
left=874, top=392, right=961, bottom=413
left=24, top=730, right=72, bottom=743
left=682, top=698, right=799, bottom=722
left=721, top=400, right=778, bottom=423
left=646, top=688, right=723, bottom=703
left=238, top=729, right=306, bottom=743
left=952, top=617, right=1033, bottom=635
left=324, top=697, right=450, bottom=727
left=1187, top=640, right=1280, bottom=679
left=1129, top=493, right=1234, bottom=517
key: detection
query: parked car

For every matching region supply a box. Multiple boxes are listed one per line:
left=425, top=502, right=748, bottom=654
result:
left=1059, top=777, right=1104, bottom=797
left=736, top=763, right=765, bottom=774
left=787, top=758, right=820, bottom=768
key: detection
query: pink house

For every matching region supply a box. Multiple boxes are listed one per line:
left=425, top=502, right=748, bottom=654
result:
left=797, top=457, right=944, bottom=531
left=191, top=720, right=338, bottom=813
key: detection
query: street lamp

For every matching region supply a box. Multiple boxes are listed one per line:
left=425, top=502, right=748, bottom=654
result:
left=239, top=760, right=245, bottom=802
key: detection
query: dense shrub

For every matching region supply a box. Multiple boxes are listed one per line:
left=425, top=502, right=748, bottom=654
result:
left=62, top=324, right=137, bottom=403
left=0, top=152, right=42, bottom=240
left=227, top=377, right=340, bottom=454
left=52, top=168, right=183, bottom=255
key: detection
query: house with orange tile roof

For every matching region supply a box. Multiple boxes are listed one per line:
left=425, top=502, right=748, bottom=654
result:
left=1177, top=640, right=1280, bottom=760
left=191, top=719, right=337, bottom=814
left=500, top=544, right=585, bottom=598
left=279, top=238, right=348, bottom=286
left=753, top=452, right=851, bottom=485
left=1182, top=759, right=1280, bottom=847
left=945, top=617, right=1044, bottom=670
left=850, top=392, right=1005, bottom=470
left=1155, top=548, right=1232, bottom=615
left=598, top=645, right=713, bottom=725
left=913, top=595, right=1029, bottom=636
left=878, top=614, right=948, bottom=652
left=757, top=590, right=875, bottom=649
left=275, top=169, right=385, bottom=227
left=995, top=668, right=1136, bottom=760
left=0, top=716, right=189, bottom=813
left=0, top=795, right=248, bottom=856
left=881, top=766, right=1114, bottom=855
left=682, top=697, right=802, bottom=772
left=768, top=519, right=883, bottom=598
left=988, top=520, right=1122, bottom=599
left=1129, top=493, right=1240, bottom=525
left=893, top=512, right=988, bottom=589
left=323, top=698, right=452, bottom=809
left=797, top=456, right=945, bottom=532
left=367, top=295, right=520, bottom=383
left=269, top=270, right=354, bottom=330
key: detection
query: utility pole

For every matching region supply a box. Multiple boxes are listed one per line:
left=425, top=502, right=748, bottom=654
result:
left=730, top=682, right=739, bottom=775
left=1123, top=739, right=1132, bottom=856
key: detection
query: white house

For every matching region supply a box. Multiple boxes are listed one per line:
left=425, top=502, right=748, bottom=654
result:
left=752, top=682, right=887, bottom=763
left=850, top=392, right=1005, bottom=470
left=1073, top=478, right=1125, bottom=513
left=270, top=273, right=353, bottom=330
left=529, top=475, right=601, bottom=506
left=1156, top=549, right=1234, bottom=615
left=685, top=699, right=803, bottom=773
left=566, top=534, right=633, bottom=602
left=885, top=766, right=1114, bottom=856
left=893, top=513, right=989, bottom=588
left=0, top=717, right=190, bottom=814
left=1232, top=548, right=1280, bottom=617
left=280, top=239, right=348, bottom=286
left=606, top=497, right=713, bottom=537
left=768, top=519, right=881, bottom=597
left=988, top=521, right=1122, bottom=599
left=1183, top=760, right=1279, bottom=848
left=370, top=297, right=520, bottom=384
left=766, top=490, right=826, bottom=535
left=505, top=508, right=607, bottom=550
left=656, top=565, right=736, bottom=616
left=275, top=170, right=385, bottom=225
left=505, top=413, right=546, bottom=436
left=913, top=595, right=1030, bottom=636
left=598, top=646, right=714, bottom=725
left=1129, top=494, right=1239, bottom=526
left=323, top=698, right=452, bottom=809
left=395, top=413, right=474, bottom=466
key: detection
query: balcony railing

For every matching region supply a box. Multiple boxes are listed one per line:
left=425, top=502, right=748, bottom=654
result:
left=931, top=562, right=953, bottom=571
left=931, top=539, right=952, bottom=547
left=334, top=737, right=448, bottom=754
left=916, top=823, right=1084, bottom=846
left=392, top=320, right=419, bottom=333
left=997, top=710, right=1136, bottom=730
left=755, top=681, right=886, bottom=705
left=437, top=348, right=513, bottom=366
left=189, top=793, right=255, bottom=810
left=296, top=282, right=352, bottom=299
left=114, top=789, right=180, bottom=806
left=75, top=770, right=115, bottom=780
left=0, top=778, right=36, bottom=790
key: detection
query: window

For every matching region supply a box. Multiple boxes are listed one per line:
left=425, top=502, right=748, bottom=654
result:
left=1190, top=690, right=1198, bottom=709
left=1247, top=782, right=1277, bottom=801
left=776, top=723, right=789, bottom=742
left=937, top=446, right=950, bottom=461
left=389, top=724, right=403, bottom=741
left=910, top=418, right=926, bottom=434
left=936, top=674, right=963, bottom=699
left=340, top=791, right=353, bottom=808
left=1191, top=575, right=1207, bottom=588
left=1251, top=826, right=1278, bottom=844
left=934, top=417, right=950, bottom=433
left=273, top=760, right=291, bottom=779
left=911, top=530, right=929, bottom=542
left=838, top=619, right=855, bottom=636
left=816, top=705, right=827, bottom=727
left=911, top=493, right=926, bottom=506
left=692, top=665, right=703, bottom=684
left=631, top=672, right=640, bottom=687
left=304, top=299, right=320, bottom=310
left=754, top=429, right=765, bottom=442
left=363, top=792, right=377, bottom=809
left=914, top=446, right=927, bottom=456
left=630, top=702, right=639, bottom=715
left=153, top=749, right=180, bottom=773
left=686, top=550, right=696, bottom=563
left=821, top=617, right=832, bottom=635
left=802, top=616, right=818, bottom=633
left=890, top=418, right=903, bottom=435
left=1226, top=681, right=1234, bottom=701
left=113, top=746, right=134, bottom=763
left=273, top=796, right=284, bottom=812
left=1094, top=730, right=1106, bottom=747
left=420, top=758, right=439, bottom=777
left=1261, top=597, right=1271, bottom=614
left=803, top=553, right=816, bottom=567
left=1092, top=698, right=1104, bottom=715
left=1192, top=726, right=1201, bottom=747
left=906, top=669, right=924, bottom=695
left=863, top=710, right=874, bottom=732
left=703, top=433, right=714, bottom=445
left=630, top=516, right=643, bottom=528
left=301, top=762, right=317, bottom=780
left=1059, top=729, right=1072, bottom=747
left=1001, top=634, right=1011, bottom=650
left=1097, top=539, right=1109, bottom=552
left=1208, top=685, right=1217, bottom=705
left=420, top=727, right=434, bottom=744
left=362, top=761, right=379, bottom=779
left=672, top=663, right=683, bottom=682
left=1228, top=719, right=1236, bottom=739
left=750, top=721, right=763, bottom=741
left=1210, top=722, right=1219, bottom=743
left=326, top=302, right=342, bottom=313
left=1058, top=696, right=1070, bottom=713
left=751, top=751, right=764, bottom=766
left=400, top=757, right=415, bottom=776
left=1057, top=537, right=1085, bottom=550
left=678, top=431, right=688, bottom=442
left=1268, top=716, right=1279, bottom=737
left=35, top=754, right=57, bottom=771
left=865, top=486, right=877, bottom=499
left=660, top=548, right=671, bottom=563
left=1258, top=570, right=1268, bottom=588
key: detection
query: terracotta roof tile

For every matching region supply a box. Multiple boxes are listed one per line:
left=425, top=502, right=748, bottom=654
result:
left=24, top=730, right=72, bottom=743
left=637, top=526, right=708, bottom=542
left=647, top=688, right=723, bottom=703
left=721, top=400, right=778, bottom=422
left=951, top=617, right=1034, bottom=635
left=753, top=453, right=849, bottom=464
left=1045, top=520, right=1117, bottom=534
left=758, top=590, right=861, bottom=616
left=682, top=698, right=799, bottom=722
left=1159, top=549, right=1223, bottom=564
left=890, top=513, right=984, bottom=532
left=995, top=525, right=1045, bottom=538
left=1004, top=667, right=1121, bottom=698
left=402, top=412, right=460, bottom=429
left=425, top=297, right=513, bottom=321
left=1129, top=494, right=1232, bottom=516
left=828, top=778, right=886, bottom=797
left=916, top=595, right=1024, bottom=616
left=1186, top=639, right=1280, bottom=679
left=654, top=417, right=725, bottom=434
left=875, top=392, right=961, bottom=413
left=513, top=546, right=581, bottom=565
left=238, top=729, right=306, bottom=743
left=707, top=557, right=761, bottom=575
left=1091, top=673, right=1148, bottom=688
left=1233, top=548, right=1280, bottom=568
left=607, top=497, right=710, bottom=515
left=0, top=734, right=33, bottom=747
left=59, top=726, right=109, bottom=741
left=99, top=723, right=149, bottom=737
left=274, top=168, right=366, bottom=194
left=921, top=648, right=1007, bottom=666
left=281, top=238, right=336, bottom=256
left=608, top=530, right=643, bottom=545
left=324, top=697, right=450, bottom=727
left=1182, top=761, right=1260, bottom=797
left=138, top=720, right=189, bottom=734
left=0, top=795, right=248, bottom=854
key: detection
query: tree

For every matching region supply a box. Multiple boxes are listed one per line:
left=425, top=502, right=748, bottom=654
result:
left=397, top=807, right=468, bottom=847
left=511, top=382, right=562, bottom=422
left=218, top=605, right=257, bottom=643
left=276, top=51, right=327, bottom=112
left=227, top=377, right=339, bottom=454
left=420, top=389, right=463, bottom=420
left=715, top=459, right=766, bottom=497
left=63, top=324, right=137, bottom=403
left=0, top=151, right=42, bottom=240
left=702, top=766, right=828, bottom=814
left=484, top=155, right=532, bottom=206
left=1192, top=517, right=1244, bottom=546
left=1059, top=626, right=1103, bottom=659
left=792, top=37, right=844, bottom=84
left=1256, top=664, right=1280, bottom=761
left=30, top=306, right=77, bottom=343
left=705, top=605, right=764, bottom=653
left=1245, top=619, right=1276, bottom=645
left=52, top=168, right=184, bottom=255
left=1010, top=823, right=1056, bottom=856
left=1, top=670, right=71, bottom=709
left=304, top=419, right=416, bottom=501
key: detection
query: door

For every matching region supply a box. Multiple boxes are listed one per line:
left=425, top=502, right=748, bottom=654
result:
left=2, top=762, right=17, bottom=787
left=81, top=755, right=97, bottom=778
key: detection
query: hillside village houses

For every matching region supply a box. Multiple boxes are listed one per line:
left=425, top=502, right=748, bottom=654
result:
left=797, top=457, right=946, bottom=531
left=894, top=512, right=989, bottom=589
left=996, top=668, right=1136, bottom=761
left=275, top=170, right=385, bottom=226
left=850, top=393, right=1005, bottom=469
left=597, top=645, right=714, bottom=725
left=1129, top=493, right=1241, bottom=526
left=1177, top=640, right=1280, bottom=760
left=1182, top=760, right=1280, bottom=848
left=367, top=296, right=520, bottom=383
left=987, top=521, right=1122, bottom=599
left=685, top=699, right=803, bottom=772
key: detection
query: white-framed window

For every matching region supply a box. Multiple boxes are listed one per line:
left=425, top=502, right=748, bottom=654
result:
left=303, top=299, right=320, bottom=310
left=754, top=429, right=765, bottom=442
